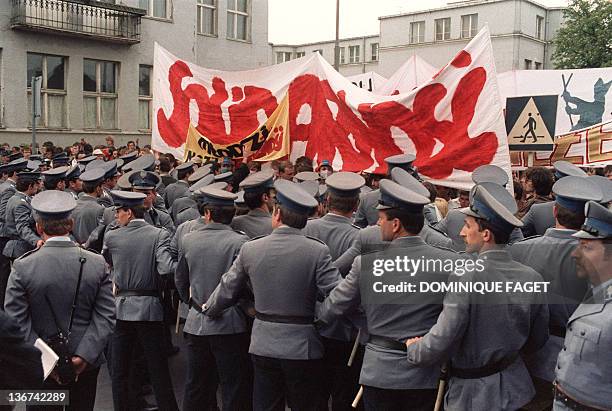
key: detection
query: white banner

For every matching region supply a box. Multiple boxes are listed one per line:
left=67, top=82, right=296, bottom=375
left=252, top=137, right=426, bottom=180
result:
left=378, top=55, right=437, bottom=95
left=346, top=71, right=388, bottom=93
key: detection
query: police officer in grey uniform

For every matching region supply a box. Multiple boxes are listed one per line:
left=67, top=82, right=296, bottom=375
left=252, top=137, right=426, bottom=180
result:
left=353, top=153, right=416, bottom=228
left=102, top=191, right=178, bottom=411
left=3, top=172, right=43, bottom=260
left=175, top=186, right=251, bottom=411
left=521, top=161, right=588, bottom=237
left=553, top=201, right=612, bottom=411
left=164, top=162, right=195, bottom=209
left=129, top=171, right=175, bottom=233
left=319, top=179, right=461, bottom=410
left=204, top=180, right=341, bottom=410
left=4, top=190, right=115, bottom=411
left=41, top=166, right=68, bottom=191
left=302, top=172, right=364, bottom=410
left=171, top=165, right=212, bottom=223
left=334, top=168, right=453, bottom=275
left=174, top=175, right=217, bottom=228
left=71, top=168, right=107, bottom=245
left=510, top=176, right=603, bottom=409
left=405, top=184, right=550, bottom=411
left=230, top=170, right=275, bottom=238
left=64, top=164, right=82, bottom=200
left=0, top=158, right=28, bottom=309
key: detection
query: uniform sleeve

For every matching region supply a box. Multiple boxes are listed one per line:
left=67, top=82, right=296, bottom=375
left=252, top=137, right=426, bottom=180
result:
left=160, top=212, right=176, bottom=234
left=0, top=189, right=13, bottom=223
left=101, top=231, right=113, bottom=267
left=14, top=203, right=41, bottom=247
left=319, top=256, right=362, bottom=324
left=435, top=215, right=449, bottom=235
left=174, top=248, right=190, bottom=303
left=155, top=229, right=176, bottom=275
left=333, top=234, right=362, bottom=276
left=204, top=251, right=249, bottom=317
left=353, top=197, right=369, bottom=229
left=406, top=284, right=471, bottom=366
left=521, top=209, right=536, bottom=238
left=74, top=261, right=116, bottom=365
left=3, top=262, right=39, bottom=343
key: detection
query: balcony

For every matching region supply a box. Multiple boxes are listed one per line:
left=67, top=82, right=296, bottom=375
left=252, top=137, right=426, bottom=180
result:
left=10, top=0, right=145, bottom=45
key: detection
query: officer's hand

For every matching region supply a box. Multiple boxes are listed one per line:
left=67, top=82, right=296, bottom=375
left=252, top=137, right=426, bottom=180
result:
left=71, top=356, right=88, bottom=376
left=405, top=336, right=422, bottom=348
left=36, top=239, right=44, bottom=248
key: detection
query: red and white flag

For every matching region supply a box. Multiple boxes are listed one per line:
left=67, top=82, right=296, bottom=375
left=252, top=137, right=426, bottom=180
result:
left=153, top=26, right=511, bottom=190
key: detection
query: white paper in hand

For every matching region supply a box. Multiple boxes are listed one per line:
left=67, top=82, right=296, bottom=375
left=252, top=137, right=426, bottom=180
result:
left=34, top=338, right=59, bottom=380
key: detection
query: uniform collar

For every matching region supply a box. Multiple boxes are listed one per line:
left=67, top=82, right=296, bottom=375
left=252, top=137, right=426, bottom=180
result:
left=273, top=225, right=303, bottom=236
left=248, top=209, right=271, bottom=217
left=478, top=249, right=512, bottom=261
left=322, top=213, right=353, bottom=225
left=127, top=219, right=147, bottom=228
left=543, top=228, right=577, bottom=240
left=592, top=278, right=612, bottom=302
left=390, top=235, right=426, bottom=247
left=203, top=222, right=232, bottom=231
left=46, top=236, right=72, bottom=242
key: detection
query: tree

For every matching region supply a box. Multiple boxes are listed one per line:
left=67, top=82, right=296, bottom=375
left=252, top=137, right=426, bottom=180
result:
left=552, top=0, right=612, bottom=69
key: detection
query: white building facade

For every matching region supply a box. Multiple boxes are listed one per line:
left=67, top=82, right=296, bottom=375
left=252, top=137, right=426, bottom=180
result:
left=0, top=0, right=272, bottom=147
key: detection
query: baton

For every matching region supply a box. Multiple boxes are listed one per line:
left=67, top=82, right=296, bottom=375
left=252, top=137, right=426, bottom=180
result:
left=347, top=329, right=361, bottom=367
left=352, top=386, right=363, bottom=408
left=434, top=363, right=449, bottom=411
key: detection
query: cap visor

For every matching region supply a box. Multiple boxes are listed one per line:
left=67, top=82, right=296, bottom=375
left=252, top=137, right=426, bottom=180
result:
left=572, top=230, right=603, bottom=240
left=459, top=207, right=480, bottom=219
left=376, top=204, right=392, bottom=210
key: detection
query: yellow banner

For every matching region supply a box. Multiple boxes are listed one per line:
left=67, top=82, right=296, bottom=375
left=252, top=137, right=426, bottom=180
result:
left=184, top=93, right=290, bottom=162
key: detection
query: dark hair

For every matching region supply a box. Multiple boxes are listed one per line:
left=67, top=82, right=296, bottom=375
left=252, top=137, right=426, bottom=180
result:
left=525, top=167, right=554, bottom=196
left=278, top=161, right=294, bottom=174
left=513, top=180, right=524, bottom=202
left=16, top=178, right=36, bottom=192
left=475, top=218, right=511, bottom=245
left=158, top=156, right=172, bottom=173
left=382, top=208, right=424, bottom=235
left=295, top=156, right=314, bottom=173
left=204, top=205, right=236, bottom=225
left=605, top=165, right=612, bottom=175
left=82, top=181, right=100, bottom=194
left=177, top=168, right=193, bottom=180
left=37, top=217, right=73, bottom=236
left=244, top=189, right=265, bottom=209
left=83, top=144, right=93, bottom=155
left=327, top=193, right=359, bottom=214
left=555, top=203, right=585, bottom=230
left=127, top=140, right=136, bottom=146
left=278, top=206, right=308, bottom=229
left=128, top=205, right=146, bottom=219
left=422, top=181, right=437, bottom=203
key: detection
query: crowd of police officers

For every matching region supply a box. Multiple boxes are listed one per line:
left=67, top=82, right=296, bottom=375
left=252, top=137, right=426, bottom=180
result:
left=0, top=148, right=610, bottom=411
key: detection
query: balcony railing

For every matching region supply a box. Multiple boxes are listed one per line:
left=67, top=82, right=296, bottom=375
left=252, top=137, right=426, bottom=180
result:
left=10, top=0, right=145, bottom=44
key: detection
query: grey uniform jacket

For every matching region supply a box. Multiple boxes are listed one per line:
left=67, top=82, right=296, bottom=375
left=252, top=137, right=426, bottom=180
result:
left=406, top=250, right=550, bottom=411
left=170, top=196, right=196, bottom=222
left=303, top=213, right=360, bottom=342
left=3, top=192, right=41, bottom=258
left=0, top=180, right=16, bottom=237
left=205, top=226, right=341, bottom=360
left=230, top=209, right=273, bottom=239
left=319, top=236, right=460, bottom=389
left=102, top=219, right=175, bottom=322
left=144, top=207, right=175, bottom=234
left=521, top=201, right=555, bottom=237
left=97, top=188, right=113, bottom=208
left=71, top=195, right=105, bottom=244
left=334, top=224, right=453, bottom=275
left=175, top=223, right=249, bottom=336
left=4, top=240, right=115, bottom=367
left=164, top=180, right=189, bottom=209
left=175, top=207, right=200, bottom=228
left=509, top=228, right=587, bottom=382
left=555, top=280, right=612, bottom=410
left=353, top=189, right=380, bottom=228
left=170, top=218, right=207, bottom=260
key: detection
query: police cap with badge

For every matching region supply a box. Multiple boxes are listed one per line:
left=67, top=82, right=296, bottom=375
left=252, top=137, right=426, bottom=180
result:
left=376, top=179, right=429, bottom=212
left=573, top=201, right=612, bottom=240
left=31, top=190, right=77, bottom=221
left=461, top=184, right=523, bottom=233
left=64, top=165, right=81, bottom=181
left=124, top=154, right=155, bottom=173
left=42, top=166, right=69, bottom=186
left=384, top=153, right=417, bottom=175
left=110, top=190, right=146, bottom=208
left=187, top=164, right=212, bottom=184
left=472, top=164, right=509, bottom=187
left=552, top=176, right=603, bottom=214
left=80, top=168, right=106, bottom=187
left=129, top=171, right=160, bottom=191
left=197, top=185, right=237, bottom=208
left=240, top=170, right=274, bottom=193
left=1, top=158, right=28, bottom=175
left=553, top=161, right=587, bottom=179
left=325, top=172, right=365, bottom=198
left=16, top=171, right=41, bottom=184
left=274, top=179, right=318, bottom=215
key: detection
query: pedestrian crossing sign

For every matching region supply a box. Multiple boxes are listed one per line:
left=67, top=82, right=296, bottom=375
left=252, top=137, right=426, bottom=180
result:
left=505, top=95, right=558, bottom=151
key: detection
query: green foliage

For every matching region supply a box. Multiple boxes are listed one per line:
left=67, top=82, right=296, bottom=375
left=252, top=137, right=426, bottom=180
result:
left=552, top=0, right=612, bottom=69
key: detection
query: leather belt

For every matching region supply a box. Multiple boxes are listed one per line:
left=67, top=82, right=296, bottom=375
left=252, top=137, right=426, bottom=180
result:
left=451, top=352, right=518, bottom=379
left=255, top=311, right=313, bottom=325
left=554, top=384, right=608, bottom=411
left=116, top=289, right=160, bottom=298
left=550, top=324, right=567, bottom=338
left=368, top=335, right=407, bottom=352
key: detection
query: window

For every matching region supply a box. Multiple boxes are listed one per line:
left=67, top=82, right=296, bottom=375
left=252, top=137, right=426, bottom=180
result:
left=339, top=47, right=345, bottom=64
left=371, top=43, right=379, bottom=61
left=461, top=14, right=478, bottom=38
left=26, top=53, right=67, bottom=129
left=276, top=52, right=292, bottom=64
left=83, top=59, right=118, bottom=130
left=349, top=45, right=360, bottom=63
left=313, top=49, right=323, bottom=56
left=295, top=51, right=305, bottom=58
left=435, top=18, right=451, bottom=41
left=138, top=0, right=171, bottom=19
left=536, top=15, right=544, bottom=39
left=138, top=65, right=152, bottom=131
left=534, top=61, right=542, bottom=70
left=227, top=0, right=249, bottom=41
left=197, top=0, right=216, bottom=35
left=524, top=59, right=532, bottom=70
left=410, top=21, right=425, bottom=44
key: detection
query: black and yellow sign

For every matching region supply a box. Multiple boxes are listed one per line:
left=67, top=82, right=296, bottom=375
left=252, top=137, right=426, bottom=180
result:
left=505, top=95, right=557, bottom=151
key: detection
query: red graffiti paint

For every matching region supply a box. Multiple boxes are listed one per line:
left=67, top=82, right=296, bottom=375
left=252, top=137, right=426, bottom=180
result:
left=157, top=51, right=499, bottom=177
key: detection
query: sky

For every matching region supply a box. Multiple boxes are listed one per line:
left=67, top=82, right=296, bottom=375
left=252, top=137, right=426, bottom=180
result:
left=268, top=0, right=568, bottom=45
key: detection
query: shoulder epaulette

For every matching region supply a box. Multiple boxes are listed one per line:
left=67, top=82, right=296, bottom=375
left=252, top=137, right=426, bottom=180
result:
left=16, top=247, right=40, bottom=261
left=351, top=224, right=361, bottom=230
left=84, top=247, right=101, bottom=255
left=248, top=235, right=267, bottom=242
left=233, top=229, right=247, bottom=236
left=429, top=244, right=458, bottom=254
left=515, top=235, right=542, bottom=243
left=305, top=235, right=327, bottom=246
left=427, top=224, right=450, bottom=237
